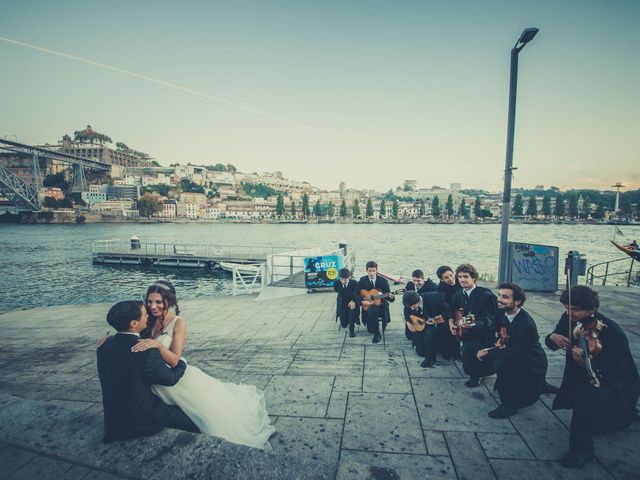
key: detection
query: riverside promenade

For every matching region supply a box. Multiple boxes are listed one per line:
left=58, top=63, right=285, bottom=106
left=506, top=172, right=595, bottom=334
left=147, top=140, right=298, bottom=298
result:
left=0, top=285, right=638, bottom=479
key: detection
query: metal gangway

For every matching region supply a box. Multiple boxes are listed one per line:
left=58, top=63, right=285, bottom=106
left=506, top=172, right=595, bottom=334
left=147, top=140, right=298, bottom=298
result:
left=586, top=256, right=638, bottom=287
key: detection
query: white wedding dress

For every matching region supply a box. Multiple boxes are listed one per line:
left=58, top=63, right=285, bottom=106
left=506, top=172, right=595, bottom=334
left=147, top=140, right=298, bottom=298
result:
left=151, top=317, right=275, bottom=450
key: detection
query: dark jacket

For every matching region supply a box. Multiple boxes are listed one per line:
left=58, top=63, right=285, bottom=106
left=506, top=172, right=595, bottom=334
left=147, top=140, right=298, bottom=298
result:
left=437, top=281, right=462, bottom=306
left=449, top=285, right=497, bottom=343
left=97, top=333, right=187, bottom=442
left=333, top=278, right=360, bottom=317
left=487, top=308, right=548, bottom=403
left=357, top=275, right=395, bottom=321
left=546, top=313, right=640, bottom=412
left=405, top=278, right=438, bottom=295
left=404, top=292, right=449, bottom=323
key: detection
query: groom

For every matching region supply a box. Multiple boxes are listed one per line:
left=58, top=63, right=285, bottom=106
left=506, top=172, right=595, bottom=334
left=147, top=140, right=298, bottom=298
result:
left=97, top=300, right=200, bottom=442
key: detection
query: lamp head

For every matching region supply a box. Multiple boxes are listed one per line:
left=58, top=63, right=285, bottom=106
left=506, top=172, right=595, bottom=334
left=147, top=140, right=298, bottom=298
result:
left=518, top=28, right=539, bottom=46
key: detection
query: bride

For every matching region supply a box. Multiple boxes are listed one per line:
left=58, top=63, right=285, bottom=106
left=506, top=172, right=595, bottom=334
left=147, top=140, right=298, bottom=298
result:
left=132, top=280, right=275, bottom=450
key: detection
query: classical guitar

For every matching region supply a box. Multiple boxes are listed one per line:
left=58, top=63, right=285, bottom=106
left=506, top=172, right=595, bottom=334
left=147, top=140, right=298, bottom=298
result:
left=454, top=308, right=476, bottom=340
left=360, top=288, right=405, bottom=311
left=408, top=314, right=446, bottom=332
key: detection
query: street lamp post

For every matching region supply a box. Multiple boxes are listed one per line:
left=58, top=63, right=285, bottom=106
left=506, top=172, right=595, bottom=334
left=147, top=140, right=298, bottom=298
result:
left=497, top=28, right=539, bottom=284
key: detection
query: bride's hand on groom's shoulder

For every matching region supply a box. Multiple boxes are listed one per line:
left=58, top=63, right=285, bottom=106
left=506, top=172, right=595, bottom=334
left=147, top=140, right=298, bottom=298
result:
left=131, top=338, right=162, bottom=353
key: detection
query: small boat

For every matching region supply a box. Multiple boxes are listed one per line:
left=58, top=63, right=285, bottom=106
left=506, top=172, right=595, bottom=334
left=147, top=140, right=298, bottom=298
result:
left=611, top=241, right=640, bottom=261
left=219, top=261, right=263, bottom=274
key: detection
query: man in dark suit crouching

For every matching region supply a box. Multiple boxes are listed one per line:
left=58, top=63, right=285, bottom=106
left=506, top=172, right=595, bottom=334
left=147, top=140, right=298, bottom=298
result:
left=97, top=300, right=199, bottom=442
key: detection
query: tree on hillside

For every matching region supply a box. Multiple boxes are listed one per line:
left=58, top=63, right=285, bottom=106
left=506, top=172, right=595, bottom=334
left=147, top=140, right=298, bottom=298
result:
left=392, top=199, right=399, bottom=219
left=512, top=194, right=524, bottom=216
left=419, top=199, right=426, bottom=217
left=137, top=192, right=163, bottom=217
left=526, top=196, right=537, bottom=217
left=432, top=196, right=441, bottom=217
left=458, top=198, right=467, bottom=218
left=290, top=200, right=297, bottom=218
left=445, top=194, right=454, bottom=216
left=313, top=199, right=321, bottom=217
left=352, top=200, right=361, bottom=218
left=379, top=199, right=387, bottom=218
left=567, top=194, right=579, bottom=218
left=541, top=194, right=552, bottom=218
left=340, top=200, right=348, bottom=218
left=594, top=201, right=606, bottom=220
left=302, top=193, right=310, bottom=218
left=474, top=196, right=482, bottom=218
left=366, top=198, right=374, bottom=218
left=554, top=193, right=565, bottom=217
left=580, top=196, right=591, bottom=219
left=328, top=201, right=335, bottom=218
left=276, top=194, right=284, bottom=217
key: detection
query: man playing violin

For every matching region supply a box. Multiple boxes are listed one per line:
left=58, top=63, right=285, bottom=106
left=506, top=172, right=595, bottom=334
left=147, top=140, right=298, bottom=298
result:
left=477, top=283, right=548, bottom=419
left=402, top=291, right=449, bottom=368
left=546, top=286, right=640, bottom=468
left=448, top=264, right=497, bottom=387
left=356, top=261, right=395, bottom=344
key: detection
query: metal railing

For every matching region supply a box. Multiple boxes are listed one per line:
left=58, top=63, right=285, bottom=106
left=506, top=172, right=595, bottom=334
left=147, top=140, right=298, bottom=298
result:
left=231, top=264, right=266, bottom=295
left=586, top=256, right=638, bottom=287
left=92, top=240, right=292, bottom=259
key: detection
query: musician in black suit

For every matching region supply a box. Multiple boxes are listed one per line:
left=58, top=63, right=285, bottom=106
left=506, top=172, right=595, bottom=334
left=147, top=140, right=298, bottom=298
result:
left=477, top=283, right=548, bottom=419
left=545, top=286, right=640, bottom=468
left=436, top=265, right=462, bottom=359
left=334, top=268, right=360, bottom=337
left=448, top=264, right=497, bottom=387
left=356, top=260, right=395, bottom=344
left=403, top=269, right=438, bottom=339
left=97, top=300, right=199, bottom=443
left=403, top=291, right=450, bottom=367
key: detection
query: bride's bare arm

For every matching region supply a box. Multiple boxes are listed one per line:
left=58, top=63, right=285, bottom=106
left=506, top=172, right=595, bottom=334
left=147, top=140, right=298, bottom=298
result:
left=132, top=318, right=186, bottom=368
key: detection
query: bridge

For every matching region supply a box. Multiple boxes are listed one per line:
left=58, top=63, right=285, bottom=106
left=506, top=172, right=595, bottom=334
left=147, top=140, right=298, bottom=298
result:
left=0, top=138, right=111, bottom=212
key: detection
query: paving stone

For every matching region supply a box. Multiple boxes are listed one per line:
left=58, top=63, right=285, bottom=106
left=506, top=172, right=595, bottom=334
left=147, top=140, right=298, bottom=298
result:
left=508, top=400, right=569, bottom=460
left=0, top=446, right=35, bottom=479
left=445, top=431, right=496, bottom=480
left=406, top=358, right=465, bottom=378
left=342, top=392, right=426, bottom=454
left=326, top=391, right=348, bottom=419
left=270, top=417, right=342, bottom=465
left=239, top=352, right=296, bottom=375
left=63, top=465, right=93, bottom=480
left=336, top=450, right=455, bottom=480
left=491, top=458, right=614, bottom=480
left=332, top=376, right=362, bottom=392
left=286, top=359, right=363, bottom=377
left=412, top=378, right=515, bottom=433
left=78, top=471, right=130, bottom=480
left=230, top=373, right=272, bottom=390
left=6, top=456, right=78, bottom=480
left=593, top=428, right=640, bottom=480
left=264, top=375, right=334, bottom=417
left=362, top=373, right=413, bottom=393
left=424, top=430, right=449, bottom=456
left=477, top=432, right=534, bottom=459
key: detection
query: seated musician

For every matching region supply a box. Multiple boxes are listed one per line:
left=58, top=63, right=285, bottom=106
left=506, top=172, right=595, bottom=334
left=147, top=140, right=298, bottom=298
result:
left=402, top=291, right=449, bottom=368
left=448, top=264, right=497, bottom=387
left=356, top=260, right=395, bottom=344
left=403, top=270, right=437, bottom=340
left=545, top=285, right=640, bottom=468
left=333, top=268, right=360, bottom=338
left=477, top=283, right=548, bottom=418
left=436, top=265, right=462, bottom=359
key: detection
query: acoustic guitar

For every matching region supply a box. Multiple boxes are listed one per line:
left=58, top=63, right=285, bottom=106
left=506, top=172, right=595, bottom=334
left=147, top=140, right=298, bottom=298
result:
left=360, top=288, right=405, bottom=311
left=408, top=314, right=446, bottom=332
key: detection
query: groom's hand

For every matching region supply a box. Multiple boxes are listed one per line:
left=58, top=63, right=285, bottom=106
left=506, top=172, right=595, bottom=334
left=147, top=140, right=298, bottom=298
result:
left=132, top=339, right=161, bottom=352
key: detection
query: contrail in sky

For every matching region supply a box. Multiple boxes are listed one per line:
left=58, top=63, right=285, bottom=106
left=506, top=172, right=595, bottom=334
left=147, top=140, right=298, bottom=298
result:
left=0, top=35, right=313, bottom=129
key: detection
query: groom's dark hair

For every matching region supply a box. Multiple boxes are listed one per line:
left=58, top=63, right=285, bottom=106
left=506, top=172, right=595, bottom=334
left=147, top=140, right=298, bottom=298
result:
left=107, top=300, right=144, bottom=332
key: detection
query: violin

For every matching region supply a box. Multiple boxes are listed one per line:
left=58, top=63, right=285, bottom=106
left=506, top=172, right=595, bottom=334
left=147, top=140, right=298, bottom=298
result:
left=572, top=317, right=606, bottom=388
left=454, top=308, right=476, bottom=340
left=484, top=324, right=510, bottom=353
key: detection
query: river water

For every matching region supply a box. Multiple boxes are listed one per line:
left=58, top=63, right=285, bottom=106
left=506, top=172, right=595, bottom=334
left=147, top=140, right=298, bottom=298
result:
left=1, top=223, right=638, bottom=313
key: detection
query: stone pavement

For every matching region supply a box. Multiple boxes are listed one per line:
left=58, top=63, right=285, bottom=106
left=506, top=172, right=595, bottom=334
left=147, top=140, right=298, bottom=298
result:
left=0, top=285, right=638, bottom=479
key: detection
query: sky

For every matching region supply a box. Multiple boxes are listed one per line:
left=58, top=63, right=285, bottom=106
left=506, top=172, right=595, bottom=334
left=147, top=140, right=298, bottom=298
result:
left=1, top=0, right=639, bottom=192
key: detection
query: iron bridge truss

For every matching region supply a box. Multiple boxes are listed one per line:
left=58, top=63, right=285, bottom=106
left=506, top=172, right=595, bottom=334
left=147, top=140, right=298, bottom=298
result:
left=0, top=139, right=110, bottom=211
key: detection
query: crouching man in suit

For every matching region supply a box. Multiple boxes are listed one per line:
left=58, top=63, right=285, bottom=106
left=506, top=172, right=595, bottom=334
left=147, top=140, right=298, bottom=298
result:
left=97, top=300, right=200, bottom=442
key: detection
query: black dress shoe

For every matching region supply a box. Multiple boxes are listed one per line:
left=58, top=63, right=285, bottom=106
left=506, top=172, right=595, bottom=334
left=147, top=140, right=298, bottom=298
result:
left=542, top=381, right=559, bottom=394
left=488, top=405, right=518, bottom=419
left=349, top=332, right=356, bottom=338
left=372, top=333, right=381, bottom=344
left=464, top=377, right=481, bottom=388
left=559, top=450, right=595, bottom=468
left=420, top=359, right=435, bottom=368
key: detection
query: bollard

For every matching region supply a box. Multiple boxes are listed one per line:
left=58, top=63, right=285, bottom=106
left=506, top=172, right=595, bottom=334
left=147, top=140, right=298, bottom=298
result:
left=564, top=250, right=587, bottom=287
left=130, top=235, right=141, bottom=250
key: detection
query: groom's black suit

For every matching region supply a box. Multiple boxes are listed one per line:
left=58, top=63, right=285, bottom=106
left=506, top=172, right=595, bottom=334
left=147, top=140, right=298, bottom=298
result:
left=97, top=332, right=199, bottom=443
